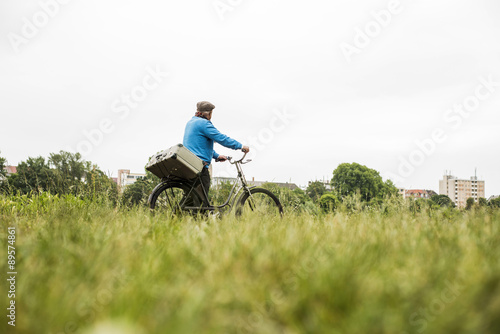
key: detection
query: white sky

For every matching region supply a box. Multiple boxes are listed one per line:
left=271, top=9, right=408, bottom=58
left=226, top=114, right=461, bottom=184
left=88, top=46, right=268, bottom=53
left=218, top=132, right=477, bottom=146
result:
left=1, top=0, right=499, bottom=197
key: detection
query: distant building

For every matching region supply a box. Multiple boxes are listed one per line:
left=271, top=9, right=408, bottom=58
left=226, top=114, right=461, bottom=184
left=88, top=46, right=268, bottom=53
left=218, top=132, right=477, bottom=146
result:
left=1, top=165, right=17, bottom=180
left=5, top=166, right=17, bottom=175
left=212, top=176, right=299, bottom=190
left=488, top=195, right=499, bottom=202
left=250, top=180, right=299, bottom=191
left=404, top=189, right=437, bottom=199
left=397, top=188, right=437, bottom=199
left=308, top=179, right=332, bottom=191
left=117, top=169, right=147, bottom=192
left=439, top=174, right=485, bottom=208
left=212, top=177, right=237, bottom=187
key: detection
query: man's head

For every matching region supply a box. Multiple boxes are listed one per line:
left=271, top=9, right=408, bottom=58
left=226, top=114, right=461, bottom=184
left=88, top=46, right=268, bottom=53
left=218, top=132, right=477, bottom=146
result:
left=196, top=101, right=215, bottom=120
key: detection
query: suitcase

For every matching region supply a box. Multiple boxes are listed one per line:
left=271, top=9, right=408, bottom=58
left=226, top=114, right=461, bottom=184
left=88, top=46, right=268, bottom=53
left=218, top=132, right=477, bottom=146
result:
left=146, top=144, right=204, bottom=179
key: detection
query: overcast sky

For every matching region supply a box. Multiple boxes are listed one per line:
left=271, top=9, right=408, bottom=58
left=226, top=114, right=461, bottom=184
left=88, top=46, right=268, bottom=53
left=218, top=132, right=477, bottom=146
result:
left=1, top=0, right=499, bottom=197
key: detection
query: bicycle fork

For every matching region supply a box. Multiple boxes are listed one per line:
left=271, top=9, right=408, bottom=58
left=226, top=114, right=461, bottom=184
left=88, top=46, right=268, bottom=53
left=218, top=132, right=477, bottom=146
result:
left=235, top=162, right=257, bottom=211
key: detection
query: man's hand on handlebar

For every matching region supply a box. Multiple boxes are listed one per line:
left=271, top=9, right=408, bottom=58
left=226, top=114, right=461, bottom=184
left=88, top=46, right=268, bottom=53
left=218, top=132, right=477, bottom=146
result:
left=216, top=147, right=249, bottom=163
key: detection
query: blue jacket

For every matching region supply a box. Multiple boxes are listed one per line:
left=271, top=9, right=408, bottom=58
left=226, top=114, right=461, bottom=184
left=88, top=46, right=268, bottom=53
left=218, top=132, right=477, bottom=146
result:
left=183, top=116, right=242, bottom=166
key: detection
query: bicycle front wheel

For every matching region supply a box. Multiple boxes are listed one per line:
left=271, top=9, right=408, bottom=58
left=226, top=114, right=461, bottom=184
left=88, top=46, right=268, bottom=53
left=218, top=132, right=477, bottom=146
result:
left=236, top=187, right=283, bottom=217
left=148, top=182, right=204, bottom=216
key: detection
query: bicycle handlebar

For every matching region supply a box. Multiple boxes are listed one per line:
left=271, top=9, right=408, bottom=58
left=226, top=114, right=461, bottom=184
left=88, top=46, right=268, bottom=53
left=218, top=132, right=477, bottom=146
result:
left=227, top=152, right=250, bottom=164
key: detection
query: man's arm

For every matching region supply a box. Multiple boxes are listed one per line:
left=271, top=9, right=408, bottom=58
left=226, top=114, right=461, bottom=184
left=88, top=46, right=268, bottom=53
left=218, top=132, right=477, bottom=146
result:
left=203, top=122, right=243, bottom=150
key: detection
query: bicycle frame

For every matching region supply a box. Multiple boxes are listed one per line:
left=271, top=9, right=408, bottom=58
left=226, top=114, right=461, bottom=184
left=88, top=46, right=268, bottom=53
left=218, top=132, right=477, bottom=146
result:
left=179, top=153, right=254, bottom=212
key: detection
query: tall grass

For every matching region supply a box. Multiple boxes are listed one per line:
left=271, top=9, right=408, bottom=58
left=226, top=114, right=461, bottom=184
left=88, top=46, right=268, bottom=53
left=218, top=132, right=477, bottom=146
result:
left=1, top=193, right=499, bottom=334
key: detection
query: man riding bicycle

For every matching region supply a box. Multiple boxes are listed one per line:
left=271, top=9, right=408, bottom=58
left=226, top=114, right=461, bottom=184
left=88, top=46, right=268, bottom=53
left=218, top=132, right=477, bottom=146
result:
left=183, top=101, right=250, bottom=203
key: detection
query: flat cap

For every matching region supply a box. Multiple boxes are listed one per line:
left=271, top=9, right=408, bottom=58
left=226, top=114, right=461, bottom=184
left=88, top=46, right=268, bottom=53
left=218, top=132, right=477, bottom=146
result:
left=197, top=101, right=215, bottom=112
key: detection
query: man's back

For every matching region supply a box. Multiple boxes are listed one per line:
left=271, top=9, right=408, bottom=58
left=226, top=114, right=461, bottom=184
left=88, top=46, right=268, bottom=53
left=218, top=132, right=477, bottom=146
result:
left=183, top=116, right=242, bottom=165
left=183, top=116, right=214, bottom=165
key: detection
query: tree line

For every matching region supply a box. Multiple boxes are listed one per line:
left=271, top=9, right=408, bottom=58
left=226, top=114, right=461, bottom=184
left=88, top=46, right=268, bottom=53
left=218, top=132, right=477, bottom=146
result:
left=306, top=162, right=499, bottom=212
left=2, top=151, right=499, bottom=211
left=0, top=150, right=118, bottom=202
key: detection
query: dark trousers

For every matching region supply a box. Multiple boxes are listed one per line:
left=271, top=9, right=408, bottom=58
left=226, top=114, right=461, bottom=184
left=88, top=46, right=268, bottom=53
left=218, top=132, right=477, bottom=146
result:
left=199, top=167, right=211, bottom=204
left=183, top=167, right=210, bottom=208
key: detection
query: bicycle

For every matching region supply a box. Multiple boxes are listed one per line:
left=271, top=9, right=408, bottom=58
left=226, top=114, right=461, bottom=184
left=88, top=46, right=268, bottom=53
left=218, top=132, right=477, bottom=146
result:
left=148, top=152, right=283, bottom=217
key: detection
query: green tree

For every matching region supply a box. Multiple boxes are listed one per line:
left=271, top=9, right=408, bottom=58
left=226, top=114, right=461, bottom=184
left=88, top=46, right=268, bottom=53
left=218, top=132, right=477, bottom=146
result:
left=7, top=156, right=53, bottom=194
left=465, top=197, right=475, bottom=210
left=261, top=183, right=310, bottom=212
left=84, top=166, right=118, bottom=203
left=48, top=151, right=90, bottom=194
left=121, top=171, right=159, bottom=206
left=319, top=193, right=339, bottom=212
left=5, top=151, right=118, bottom=201
left=306, top=181, right=326, bottom=202
left=430, top=194, right=455, bottom=208
left=0, top=151, right=6, bottom=179
left=489, top=197, right=500, bottom=209
left=331, top=162, right=398, bottom=202
left=478, top=197, right=487, bottom=207
left=292, top=188, right=309, bottom=206
left=408, top=198, right=433, bottom=213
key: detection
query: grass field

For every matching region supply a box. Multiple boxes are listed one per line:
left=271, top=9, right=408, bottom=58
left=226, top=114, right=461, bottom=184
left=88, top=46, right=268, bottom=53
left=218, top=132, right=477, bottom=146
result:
left=1, top=193, right=500, bottom=334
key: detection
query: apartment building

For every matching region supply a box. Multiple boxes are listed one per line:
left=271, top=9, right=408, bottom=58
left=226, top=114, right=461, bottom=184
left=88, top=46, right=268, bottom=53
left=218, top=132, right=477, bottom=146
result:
left=117, top=169, right=147, bottom=192
left=439, top=174, right=485, bottom=208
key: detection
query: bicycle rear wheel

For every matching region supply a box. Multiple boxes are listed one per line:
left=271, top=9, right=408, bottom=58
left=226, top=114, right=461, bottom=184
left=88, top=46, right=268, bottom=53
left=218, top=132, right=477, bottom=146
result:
left=236, top=187, right=283, bottom=217
left=148, top=182, right=204, bottom=216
